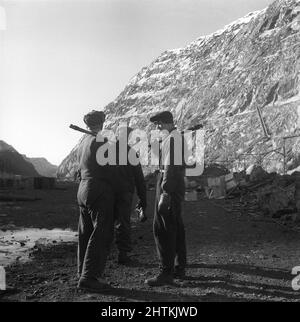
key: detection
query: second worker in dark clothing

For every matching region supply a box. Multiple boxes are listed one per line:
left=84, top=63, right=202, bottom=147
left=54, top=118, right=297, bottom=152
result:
left=113, top=126, right=147, bottom=264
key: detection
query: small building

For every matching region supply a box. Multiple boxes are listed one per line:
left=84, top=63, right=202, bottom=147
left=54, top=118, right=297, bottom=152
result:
left=0, top=172, right=55, bottom=190
left=33, top=177, right=56, bottom=189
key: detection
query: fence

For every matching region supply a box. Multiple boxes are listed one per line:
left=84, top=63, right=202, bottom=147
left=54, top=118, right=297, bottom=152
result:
left=207, top=134, right=300, bottom=175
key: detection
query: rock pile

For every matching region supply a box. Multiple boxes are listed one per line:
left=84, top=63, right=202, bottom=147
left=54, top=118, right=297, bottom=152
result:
left=256, top=172, right=300, bottom=219
left=233, top=166, right=300, bottom=227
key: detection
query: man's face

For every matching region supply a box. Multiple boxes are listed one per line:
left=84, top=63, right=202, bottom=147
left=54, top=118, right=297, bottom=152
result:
left=155, top=121, right=172, bottom=132
left=155, top=121, right=168, bottom=131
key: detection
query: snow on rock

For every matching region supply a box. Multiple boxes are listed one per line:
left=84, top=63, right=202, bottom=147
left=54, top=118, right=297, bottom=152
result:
left=58, top=0, right=300, bottom=178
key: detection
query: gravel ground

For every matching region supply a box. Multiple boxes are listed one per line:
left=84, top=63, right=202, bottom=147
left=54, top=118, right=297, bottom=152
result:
left=1, top=182, right=300, bottom=302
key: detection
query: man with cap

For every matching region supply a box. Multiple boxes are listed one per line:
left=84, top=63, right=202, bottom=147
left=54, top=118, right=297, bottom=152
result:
left=145, top=110, right=187, bottom=286
left=76, top=110, right=115, bottom=291
left=113, top=125, right=147, bottom=264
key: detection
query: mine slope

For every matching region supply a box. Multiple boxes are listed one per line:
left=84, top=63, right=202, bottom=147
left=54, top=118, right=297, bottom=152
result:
left=58, top=0, right=300, bottom=178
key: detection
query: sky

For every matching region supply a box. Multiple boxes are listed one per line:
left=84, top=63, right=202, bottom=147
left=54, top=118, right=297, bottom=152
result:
left=0, top=0, right=274, bottom=165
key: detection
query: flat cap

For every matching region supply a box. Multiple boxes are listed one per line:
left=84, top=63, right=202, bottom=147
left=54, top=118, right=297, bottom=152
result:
left=149, top=111, right=173, bottom=124
left=84, top=110, right=105, bottom=127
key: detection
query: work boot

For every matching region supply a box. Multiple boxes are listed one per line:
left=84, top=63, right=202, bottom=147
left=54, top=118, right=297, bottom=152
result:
left=77, top=277, right=112, bottom=292
left=174, top=267, right=186, bottom=279
left=145, top=272, right=174, bottom=287
left=118, top=252, right=132, bottom=265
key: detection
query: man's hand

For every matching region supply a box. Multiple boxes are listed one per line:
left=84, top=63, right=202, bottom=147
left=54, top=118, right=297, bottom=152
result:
left=135, top=200, right=147, bottom=222
left=136, top=200, right=147, bottom=212
left=135, top=204, right=147, bottom=222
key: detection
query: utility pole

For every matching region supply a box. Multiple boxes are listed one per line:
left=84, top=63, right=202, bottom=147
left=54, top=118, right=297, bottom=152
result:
left=256, top=104, right=271, bottom=139
left=283, top=138, right=286, bottom=175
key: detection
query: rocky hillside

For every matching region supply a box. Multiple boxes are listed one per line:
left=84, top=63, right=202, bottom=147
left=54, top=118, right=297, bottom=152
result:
left=0, top=140, right=40, bottom=177
left=57, top=136, right=86, bottom=179
left=23, top=156, right=58, bottom=177
left=58, top=0, right=300, bottom=178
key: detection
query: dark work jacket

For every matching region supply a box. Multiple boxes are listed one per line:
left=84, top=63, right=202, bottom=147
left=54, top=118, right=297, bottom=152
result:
left=112, top=141, right=147, bottom=208
left=160, top=129, right=185, bottom=199
left=77, top=135, right=113, bottom=208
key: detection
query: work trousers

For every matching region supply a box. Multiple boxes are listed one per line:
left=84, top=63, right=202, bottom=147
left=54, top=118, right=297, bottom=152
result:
left=77, top=182, right=114, bottom=279
left=153, top=173, right=187, bottom=274
left=114, top=191, right=134, bottom=253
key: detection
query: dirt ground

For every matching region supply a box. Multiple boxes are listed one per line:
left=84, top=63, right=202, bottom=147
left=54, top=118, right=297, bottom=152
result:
left=0, top=182, right=300, bottom=302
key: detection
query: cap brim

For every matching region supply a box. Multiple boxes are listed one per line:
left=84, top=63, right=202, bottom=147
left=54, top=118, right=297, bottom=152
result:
left=150, top=116, right=160, bottom=123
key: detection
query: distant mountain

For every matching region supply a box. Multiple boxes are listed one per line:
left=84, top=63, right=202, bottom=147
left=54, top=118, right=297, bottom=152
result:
left=0, top=140, right=40, bottom=177
left=0, top=140, right=16, bottom=153
left=23, top=156, right=58, bottom=177
left=58, top=0, right=300, bottom=177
